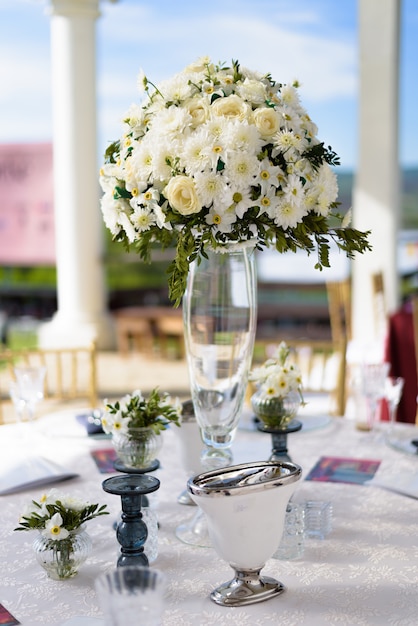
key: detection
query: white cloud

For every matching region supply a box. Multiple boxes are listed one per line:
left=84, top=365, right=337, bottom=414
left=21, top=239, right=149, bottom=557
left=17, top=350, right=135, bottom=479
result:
left=98, top=3, right=356, bottom=104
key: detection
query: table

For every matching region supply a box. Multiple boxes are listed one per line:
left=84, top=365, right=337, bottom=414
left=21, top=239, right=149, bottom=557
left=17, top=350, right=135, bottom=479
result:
left=1, top=409, right=418, bottom=625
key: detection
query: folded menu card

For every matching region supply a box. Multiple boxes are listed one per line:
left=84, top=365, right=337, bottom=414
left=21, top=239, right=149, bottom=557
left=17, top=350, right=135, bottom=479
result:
left=0, top=456, right=79, bottom=495
left=305, top=456, right=381, bottom=485
left=90, top=448, right=117, bottom=473
left=0, top=603, right=20, bottom=625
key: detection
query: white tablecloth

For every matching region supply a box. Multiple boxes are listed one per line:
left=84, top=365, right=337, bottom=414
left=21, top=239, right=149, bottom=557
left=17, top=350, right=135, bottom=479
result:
left=1, top=409, right=418, bottom=626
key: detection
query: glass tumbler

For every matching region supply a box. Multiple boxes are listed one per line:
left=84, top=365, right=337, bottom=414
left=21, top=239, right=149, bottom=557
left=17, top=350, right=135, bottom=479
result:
left=95, top=565, right=166, bottom=626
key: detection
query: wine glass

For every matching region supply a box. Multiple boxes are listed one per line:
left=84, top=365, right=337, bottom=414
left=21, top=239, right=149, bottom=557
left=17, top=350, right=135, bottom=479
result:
left=384, top=376, right=404, bottom=433
left=12, top=365, right=46, bottom=422
left=360, top=362, right=390, bottom=432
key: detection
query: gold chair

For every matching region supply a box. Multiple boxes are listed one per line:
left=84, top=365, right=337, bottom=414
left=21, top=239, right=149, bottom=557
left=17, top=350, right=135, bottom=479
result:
left=326, top=279, right=351, bottom=345
left=0, top=343, right=98, bottom=424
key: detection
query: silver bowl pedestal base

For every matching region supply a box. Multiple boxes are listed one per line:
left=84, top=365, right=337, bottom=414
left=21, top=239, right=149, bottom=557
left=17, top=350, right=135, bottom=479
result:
left=210, top=568, right=285, bottom=607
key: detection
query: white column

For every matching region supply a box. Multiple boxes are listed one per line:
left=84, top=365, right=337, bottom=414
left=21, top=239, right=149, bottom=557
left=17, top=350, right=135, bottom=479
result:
left=351, top=0, right=401, bottom=351
left=39, top=0, right=115, bottom=349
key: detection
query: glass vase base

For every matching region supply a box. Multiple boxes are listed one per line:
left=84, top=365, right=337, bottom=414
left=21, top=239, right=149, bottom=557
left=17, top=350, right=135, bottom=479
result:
left=210, top=571, right=285, bottom=607
left=175, top=508, right=211, bottom=548
left=114, top=458, right=160, bottom=474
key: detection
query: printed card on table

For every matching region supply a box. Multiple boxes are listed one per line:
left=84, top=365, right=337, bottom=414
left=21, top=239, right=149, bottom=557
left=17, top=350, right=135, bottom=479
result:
left=0, top=604, right=20, bottom=625
left=305, top=456, right=381, bottom=485
left=91, top=448, right=117, bottom=473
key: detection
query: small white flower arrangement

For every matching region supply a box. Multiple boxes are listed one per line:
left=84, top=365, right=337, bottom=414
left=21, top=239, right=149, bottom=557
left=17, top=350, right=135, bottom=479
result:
left=14, top=488, right=109, bottom=540
left=101, top=387, right=182, bottom=438
left=100, top=56, right=371, bottom=305
left=249, top=341, right=304, bottom=403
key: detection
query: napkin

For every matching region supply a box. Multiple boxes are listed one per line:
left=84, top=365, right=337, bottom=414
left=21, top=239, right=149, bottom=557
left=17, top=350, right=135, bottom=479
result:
left=0, top=456, right=78, bottom=495
left=366, top=472, right=418, bottom=499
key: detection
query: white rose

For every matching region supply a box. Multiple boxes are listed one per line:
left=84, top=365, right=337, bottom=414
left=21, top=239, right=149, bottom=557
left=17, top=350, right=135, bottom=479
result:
left=211, top=94, right=250, bottom=121
left=164, top=176, right=202, bottom=216
left=186, top=97, right=210, bottom=128
left=253, top=107, right=281, bottom=137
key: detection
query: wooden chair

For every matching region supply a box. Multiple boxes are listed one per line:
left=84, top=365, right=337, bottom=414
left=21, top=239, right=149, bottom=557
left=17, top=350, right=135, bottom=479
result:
left=0, top=343, right=98, bottom=424
left=252, top=338, right=347, bottom=417
left=114, top=313, right=154, bottom=356
left=154, top=316, right=185, bottom=359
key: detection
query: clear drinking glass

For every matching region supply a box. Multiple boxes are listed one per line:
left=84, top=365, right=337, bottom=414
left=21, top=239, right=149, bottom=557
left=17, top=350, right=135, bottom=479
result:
left=12, top=365, right=46, bottom=421
left=359, top=362, right=390, bottom=432
left=95, top=566, right=167, bottom=626
left=182, top=247, right=257, bottom=468
left=384, top=376, right=404, bottom=432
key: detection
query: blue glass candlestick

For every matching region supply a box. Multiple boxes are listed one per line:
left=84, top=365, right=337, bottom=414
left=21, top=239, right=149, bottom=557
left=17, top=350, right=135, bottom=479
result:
left=102, top=474, right=160, bottom=567
left=256, top=420, right=302, bottom=463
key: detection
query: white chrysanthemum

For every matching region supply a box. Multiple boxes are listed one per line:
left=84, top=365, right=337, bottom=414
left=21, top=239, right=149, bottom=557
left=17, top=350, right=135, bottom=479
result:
left=342, top=209, right=352, bottom=228
left=157, top=73, right=196, bottom=103
left=181, top=130, right=212, bottom=175
left=151, top=139, right=179, bottom=183
left=101, top=194, right=128, bottom=237
left=273, top=129, right=303, bottom=157
left=206, top=205, right=237, bottom=234
left=99, top=163, right=124, bottom=192
left=149, top=105, right=191, bottom=139
left=281, top=84, right=302, bottom=109
left=272, top=195, right=307, bottom=229
left=236, top=78, right=267, bottom=105
left=123, top=103, right=146, bottom=134
left=312, top=164, right=338, bottom=216
left=123, top=159, right=147, bottom=195
left=130, top=140, right=154, bottom=182
left=202, top=116, right=229, bottom=141
left=194, top=170, right=230, bottom=208
left=130, top=206, right=156, bottom=232
left=224, top=150, right=260, bottom=189
left=223, top=120, right=264, bottom=153
left=118, top=212, right=137, bottom=243
left=300, top=113, right=318, bottom=140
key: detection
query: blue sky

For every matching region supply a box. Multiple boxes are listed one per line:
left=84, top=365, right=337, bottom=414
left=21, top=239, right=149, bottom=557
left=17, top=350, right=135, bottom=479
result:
left=0, top=0, right=417, bottom=172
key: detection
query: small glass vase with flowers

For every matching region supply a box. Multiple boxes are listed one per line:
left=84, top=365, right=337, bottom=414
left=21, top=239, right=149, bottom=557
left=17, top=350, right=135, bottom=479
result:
left=249, top=342, right=305, bottom=461
left=14, top=488, right=109, bottom=580
left=101, top=387, right=181, bottom=471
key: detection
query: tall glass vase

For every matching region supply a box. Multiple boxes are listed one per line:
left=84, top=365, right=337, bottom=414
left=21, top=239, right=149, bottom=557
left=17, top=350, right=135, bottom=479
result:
left=182, top=247, right=257, bottom=468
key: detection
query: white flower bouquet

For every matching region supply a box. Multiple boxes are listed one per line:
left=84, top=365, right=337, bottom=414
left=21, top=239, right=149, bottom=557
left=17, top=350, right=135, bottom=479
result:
left=249, top=341, right=304, bottom=402
left=100, top=57, right=371, bottom=304
left=14, top=488, right=109, bottom=539
left=101, top=387, right=182, bottom=437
